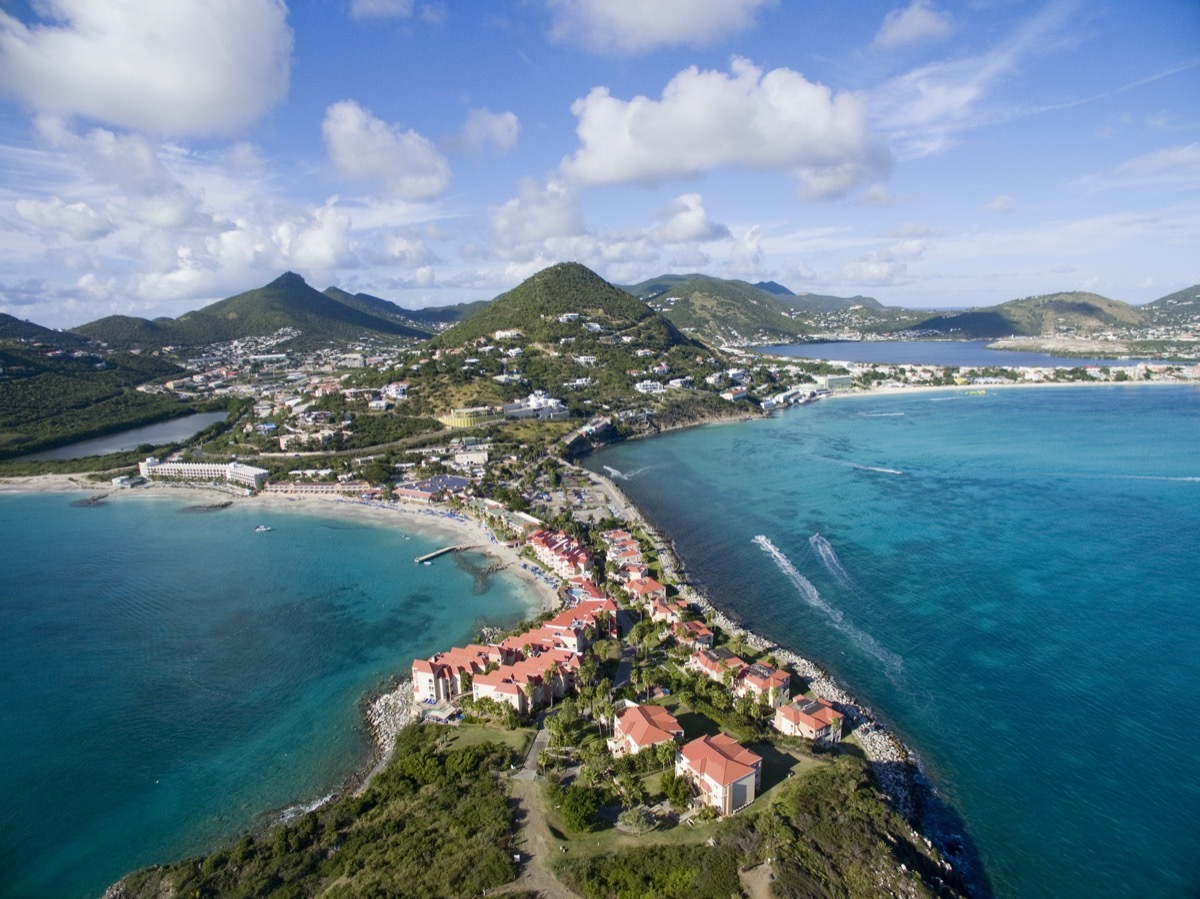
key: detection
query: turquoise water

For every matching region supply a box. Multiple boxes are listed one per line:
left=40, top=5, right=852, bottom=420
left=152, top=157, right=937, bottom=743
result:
left=0, top=495, right=537, bottom=899
left=586, top=385, right=1200, bottom=899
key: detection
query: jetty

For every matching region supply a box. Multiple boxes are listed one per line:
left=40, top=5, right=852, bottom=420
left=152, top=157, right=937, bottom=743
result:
left=414, top=544, right=475, bottom=564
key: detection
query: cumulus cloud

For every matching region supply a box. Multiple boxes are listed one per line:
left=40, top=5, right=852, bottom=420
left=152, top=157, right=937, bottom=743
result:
left=651, top=194, right=731, bottom=243
left=561, top=57, right=890, bottom=198
left=545, top=0, right=775, bottom=54
left=0, top=0, right=291, bottom=136
left=450, top=108, right=520, bottom=157
left=489, top=178, right=587, bottom=260
left=15, top=197, right=114, bottom=240
left=873, top=0, right=952, bottom=49
left=322, top=100, right=451, bottom=200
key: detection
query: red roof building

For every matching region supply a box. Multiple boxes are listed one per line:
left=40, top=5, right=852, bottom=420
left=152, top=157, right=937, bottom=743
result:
left=607, top=703, right=684, bottom=758
left=774, top=697, right=843, bottom=743
left=676, top=733, right=762, bottom=816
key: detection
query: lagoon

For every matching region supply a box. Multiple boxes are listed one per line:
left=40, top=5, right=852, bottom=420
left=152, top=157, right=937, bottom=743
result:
left=760, top=339, right=1151, bottom=368
left=21, top=411, right=230, bottom=461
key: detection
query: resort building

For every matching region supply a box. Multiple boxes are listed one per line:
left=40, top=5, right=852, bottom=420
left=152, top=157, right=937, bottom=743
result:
left=502, top=390, right=569, bottom=421
left=736, top=662, right=792, bottom=708
left=138, top=457, right=269, bottom=490
left=774, top=697, right=844, bottom=743
left=527, top=529, right=594, bottom=578
left=691, top=647, right=747, bottom=684
left=672, top=619, right=714, bottom=648
left=676, top=733, right=762, bottom=817
left=608, top=703, right=684, bottom=758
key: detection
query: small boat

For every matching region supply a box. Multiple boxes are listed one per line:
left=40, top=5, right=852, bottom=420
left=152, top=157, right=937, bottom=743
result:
left=254, top=525, right=272, bottom=533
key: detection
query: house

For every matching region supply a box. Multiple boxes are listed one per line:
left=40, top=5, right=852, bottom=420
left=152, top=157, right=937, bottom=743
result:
left=691, top=647, right=747, bottom=684
left=648, top=596, right=689, bottom=623
left=607, top=703, right=683, bottom=758
left=737, top=662, right=791, bottom=707
left=672, top=619, right=714, bottom=648
left=623, top=576, right=667, bottom=604
left=676, top=733, right=762, bottom=816
left=774, top=697, right=844, bottom=743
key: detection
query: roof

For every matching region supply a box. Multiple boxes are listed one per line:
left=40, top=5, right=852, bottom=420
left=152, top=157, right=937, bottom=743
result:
left=679, top=734, right=761, bottom=787
left=778, top=697, right=842, bottom=729
left=615, top=704, right=682, bottom=751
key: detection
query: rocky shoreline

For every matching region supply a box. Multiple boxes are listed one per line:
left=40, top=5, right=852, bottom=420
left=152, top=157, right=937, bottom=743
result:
left=582, top=465, right=975, bottom=882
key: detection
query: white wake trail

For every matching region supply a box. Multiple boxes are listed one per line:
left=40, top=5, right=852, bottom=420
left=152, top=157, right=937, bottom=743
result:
left=754, top=535, right=903, bottom=680
left=809, top=533, right=856, bottom=589
left=602, top=465, right=628, bottom=481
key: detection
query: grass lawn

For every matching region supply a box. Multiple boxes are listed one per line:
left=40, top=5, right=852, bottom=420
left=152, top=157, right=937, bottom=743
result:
left=439, top=723, right=535, bottom=757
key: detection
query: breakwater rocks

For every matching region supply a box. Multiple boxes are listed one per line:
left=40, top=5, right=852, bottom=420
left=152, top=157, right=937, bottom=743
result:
left=364, top=678, right=416, bottom=751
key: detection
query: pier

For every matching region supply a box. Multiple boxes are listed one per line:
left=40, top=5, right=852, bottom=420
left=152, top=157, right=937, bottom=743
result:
left=414, top=544, right=474, bottom=564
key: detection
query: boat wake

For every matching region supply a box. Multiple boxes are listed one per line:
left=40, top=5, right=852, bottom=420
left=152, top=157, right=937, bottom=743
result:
left=809, top=533, right=856, bottom=590
left=853, top=464, right=904, bottom=475
left=754, top=535, right=903, bottom=680
left=604, top=464, right=654, bottom=481
left=859, top=411, right=904, bottom=417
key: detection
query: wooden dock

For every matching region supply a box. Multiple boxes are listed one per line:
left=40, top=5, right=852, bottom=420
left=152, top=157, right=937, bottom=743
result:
left=414, top=544, right=473, bottom=564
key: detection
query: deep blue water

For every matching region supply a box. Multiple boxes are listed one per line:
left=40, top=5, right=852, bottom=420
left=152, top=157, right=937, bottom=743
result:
left=0, top=496, right=537, bottom=899
left=761, top=339, right=1153, bottom=368
left=22, top=411, right=229, bottom=460
left=586, top=385, right=1200, bottom=899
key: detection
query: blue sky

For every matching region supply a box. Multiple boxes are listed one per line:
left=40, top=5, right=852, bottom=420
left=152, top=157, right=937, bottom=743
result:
left=1, top=0, right=1197, bottom=328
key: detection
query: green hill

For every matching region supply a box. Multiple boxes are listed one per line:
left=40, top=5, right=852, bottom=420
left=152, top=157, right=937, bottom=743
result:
left=1142, top=284, right=1200, bottom=326
left=0, top=313, right=89, bottom=347
left=320, top=286, right=434, bottom=338
left=779, top=291, right=885, bottom=314
left=73, top=273, right=430, bottom=350
left=629, top=274, right=808, bottom=347
left=914, top=291, right=1148, bottom=338
left=431, top=262, right=695, bottom=352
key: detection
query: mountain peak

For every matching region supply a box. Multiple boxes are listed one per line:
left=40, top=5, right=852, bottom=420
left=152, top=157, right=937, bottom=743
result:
left=268, top=271, right=308, bottom=289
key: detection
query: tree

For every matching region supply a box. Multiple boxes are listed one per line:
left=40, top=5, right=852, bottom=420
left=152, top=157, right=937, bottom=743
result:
left=559, top=784, right=604, bottom=832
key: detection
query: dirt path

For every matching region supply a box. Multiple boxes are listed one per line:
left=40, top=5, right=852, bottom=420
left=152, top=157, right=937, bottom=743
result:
left=493, top=776, right=582, bottom=899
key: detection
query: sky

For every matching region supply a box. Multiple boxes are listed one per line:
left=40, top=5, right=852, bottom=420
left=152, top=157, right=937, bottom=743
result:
left=0, top=0, right=1197, bottom=329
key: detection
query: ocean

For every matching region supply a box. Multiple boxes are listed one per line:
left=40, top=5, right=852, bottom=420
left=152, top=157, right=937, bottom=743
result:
left=585, top=384, right=1200, bottom=899
left=0, top=495, right=538, bottom=899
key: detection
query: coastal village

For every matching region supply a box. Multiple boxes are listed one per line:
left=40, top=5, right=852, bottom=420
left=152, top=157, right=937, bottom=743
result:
left=9, top=269, right=1200, bottom=898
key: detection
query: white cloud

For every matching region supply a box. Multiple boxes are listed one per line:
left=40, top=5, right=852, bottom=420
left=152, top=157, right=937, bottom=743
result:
left=842, top=255, right=908, bottom=286
left=985, top=194, right=1015, bottom=212
left=873, top=0, right=952, bottom=49
left=725, top=225, right=764, bottom=278
left=322, top=100, right=451, bottom=201
left=0, top=0, right=291, bottom=136
left=489, top=178, right=586, bottom=260
left=15, top=196, right=113, bottom=240
left=1114, top=143, right=1200, bottom=183
left=651, top=194, right=731, bottom=243
left=562, top=57, right=890, bottom=198
left=858, top=183, right=908, bottom=206
left=873, top=2, right=1074, bottom=158
left=350, top=0, right=416, bottom=19
left=451, top=108, right=520, bottom=157
left=545, top=0, right=775, bottom=54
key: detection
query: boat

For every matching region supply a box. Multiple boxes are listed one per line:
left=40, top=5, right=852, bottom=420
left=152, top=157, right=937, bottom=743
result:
left=254, top=525, right=272, bottom=533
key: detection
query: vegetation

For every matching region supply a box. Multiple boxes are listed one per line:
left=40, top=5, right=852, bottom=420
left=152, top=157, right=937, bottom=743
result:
left=0, top=345, right=193, bottom=458
left=72, top=272, right=429, bottom=351
left=115, top=724, right=521, bottom=899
